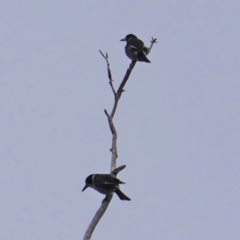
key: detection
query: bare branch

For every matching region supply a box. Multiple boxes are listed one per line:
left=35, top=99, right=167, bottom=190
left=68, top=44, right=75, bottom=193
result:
left=111, top=165, right=126, bottom=176
left=99, top=50, right=116, bottom=96
left=99, top=50, right=119, bottom=118
left=83, top=51, right=126, bottom=239
left=145, top=37, right=157, bottom=55
left=83, top=194, right=113, bottom=240
left=117, top=60, right=137, bottom=98
left=104, top=109, right=118, bottom=171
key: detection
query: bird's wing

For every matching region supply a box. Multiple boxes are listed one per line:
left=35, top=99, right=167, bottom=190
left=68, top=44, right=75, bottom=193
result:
left=128, top=46, right=138, bottom=55
left=114, top=177, right=125, bottom=184
left=94, top=174, right=116, bottom=188
left=128, top=38, right=144, bottom=52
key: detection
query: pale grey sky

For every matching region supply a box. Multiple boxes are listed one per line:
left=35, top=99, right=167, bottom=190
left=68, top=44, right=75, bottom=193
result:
left=0, top=1, right=239, bottom=239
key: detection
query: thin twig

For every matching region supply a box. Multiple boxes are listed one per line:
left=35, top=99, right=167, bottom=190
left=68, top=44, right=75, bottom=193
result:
left=111, top=165, right=126, bottom=176
left=99, top=50, right=119, bottom=118
left=99, top=50, right=116, bottom=96
left=117, top=60, right=137, bottom=98
left=148, top=37, right=157, bottom=53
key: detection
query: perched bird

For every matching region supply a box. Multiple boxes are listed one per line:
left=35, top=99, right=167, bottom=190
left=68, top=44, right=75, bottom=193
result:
left=82, top=174, right=131, bottom=201
left=121, top=34, right=151, bottom=63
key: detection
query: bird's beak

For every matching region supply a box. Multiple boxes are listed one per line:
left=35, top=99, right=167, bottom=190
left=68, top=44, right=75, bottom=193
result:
left=82, top=184, right=88, bottom=192
left=120, top=38, right=126, bottom=41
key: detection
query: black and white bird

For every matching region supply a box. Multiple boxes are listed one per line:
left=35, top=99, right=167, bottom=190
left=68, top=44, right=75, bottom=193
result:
left=82, top=174, right=131, bottom=201
left=121, top=34, right=151, bottom=63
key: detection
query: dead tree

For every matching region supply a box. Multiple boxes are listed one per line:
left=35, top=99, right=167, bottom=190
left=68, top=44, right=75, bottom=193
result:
left=83, top=38, right=157, bottom=240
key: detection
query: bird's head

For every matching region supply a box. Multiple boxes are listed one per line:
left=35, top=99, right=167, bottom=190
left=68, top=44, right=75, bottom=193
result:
left=120, top=34, right=137, bottom=42
left=82, top=174, right=94, bottom=191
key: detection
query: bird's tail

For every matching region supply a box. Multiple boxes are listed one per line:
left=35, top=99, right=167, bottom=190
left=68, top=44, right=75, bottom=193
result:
left=115, top=189, right=131, bottom=201
left=137, top=52, right=151, bottom=63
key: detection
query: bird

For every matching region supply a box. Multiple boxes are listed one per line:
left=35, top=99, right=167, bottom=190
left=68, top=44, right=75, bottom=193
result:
left=121, top=34, right=151, bottom=63
left=82, top=174, right=131, bottom=201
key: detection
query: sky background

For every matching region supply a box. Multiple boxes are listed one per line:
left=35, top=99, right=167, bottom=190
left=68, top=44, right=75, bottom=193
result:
left=0, top=1, right=240, bottom=239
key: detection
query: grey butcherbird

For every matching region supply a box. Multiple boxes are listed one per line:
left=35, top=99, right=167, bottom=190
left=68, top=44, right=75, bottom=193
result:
left=82, top=174, right=131, bottom=201
left=121, top=34, right=151, bottom=63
